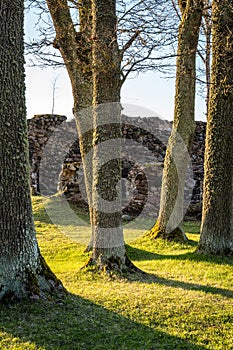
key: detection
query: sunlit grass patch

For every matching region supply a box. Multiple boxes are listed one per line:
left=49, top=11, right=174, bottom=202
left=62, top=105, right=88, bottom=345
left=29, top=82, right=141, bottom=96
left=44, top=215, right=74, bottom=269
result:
left=0, top=196, right=232, bottom=350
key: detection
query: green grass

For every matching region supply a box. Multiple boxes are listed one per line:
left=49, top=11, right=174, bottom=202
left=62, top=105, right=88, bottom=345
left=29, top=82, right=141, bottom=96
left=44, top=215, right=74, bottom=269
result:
left=0, top=196, right=233, bottom=350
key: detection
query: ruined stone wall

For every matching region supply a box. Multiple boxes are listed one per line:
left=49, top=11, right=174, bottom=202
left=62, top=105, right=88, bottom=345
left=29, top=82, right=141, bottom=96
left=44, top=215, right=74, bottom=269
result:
left=27, top=114, right=67, bottom=194
left=27, top=114, right=205, bottom=220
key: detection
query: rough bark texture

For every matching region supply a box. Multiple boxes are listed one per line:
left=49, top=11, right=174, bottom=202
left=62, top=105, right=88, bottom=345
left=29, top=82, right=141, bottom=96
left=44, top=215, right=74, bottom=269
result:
left=147, top=0, right=203, bottom=241
left=203, top=0, right=212, bottom=115
left=198, top=0, right=233, bottom=255
left=90, top=0, right=129, bottom=272
left=0, top=1, right=64, bottom=301
left=46, top=0, right=135, bottom=273
left=46, top=0, right=94, bottom=240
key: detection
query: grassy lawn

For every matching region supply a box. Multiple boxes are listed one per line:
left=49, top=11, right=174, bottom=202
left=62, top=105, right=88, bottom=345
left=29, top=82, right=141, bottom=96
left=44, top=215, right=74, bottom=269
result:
left=0, top=196, right=232, bottom=350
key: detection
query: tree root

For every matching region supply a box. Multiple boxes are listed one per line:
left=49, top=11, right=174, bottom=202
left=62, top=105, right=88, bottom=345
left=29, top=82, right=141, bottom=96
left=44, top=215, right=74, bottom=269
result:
left=80, top=251, right=145, bottom=278
left=145, top=223, right=188, bottom=243
left=0, top=253, right=66, bottom=303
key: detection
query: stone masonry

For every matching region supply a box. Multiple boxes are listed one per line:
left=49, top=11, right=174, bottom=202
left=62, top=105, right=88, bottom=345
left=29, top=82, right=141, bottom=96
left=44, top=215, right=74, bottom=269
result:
left=27, top=114, right=206, bottom=220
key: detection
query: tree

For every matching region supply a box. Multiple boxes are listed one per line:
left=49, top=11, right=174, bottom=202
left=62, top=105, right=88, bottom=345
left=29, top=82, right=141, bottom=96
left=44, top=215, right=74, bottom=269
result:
left=198, top=0, right=233, bottom=255
left=0, top=0, right=63, bottom=300
left=51, top=74, right=60, bottom=114
left=45, top=0, right=138, bottom=272
left=89, top=0, right=128, bottom=271
left=45, top=0, right=95, bottom=244
left=29, top=0, right=176, bottom=253
left=201, top=0, right=212, bottom=115
left=147, top=0, right=204, bottom=241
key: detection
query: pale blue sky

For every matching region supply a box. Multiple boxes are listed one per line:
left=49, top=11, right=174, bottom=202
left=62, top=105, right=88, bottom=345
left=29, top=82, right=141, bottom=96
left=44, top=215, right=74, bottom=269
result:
left=24, top=8, right=207, bottom=122
left=25, top=66, right=206, bottom=121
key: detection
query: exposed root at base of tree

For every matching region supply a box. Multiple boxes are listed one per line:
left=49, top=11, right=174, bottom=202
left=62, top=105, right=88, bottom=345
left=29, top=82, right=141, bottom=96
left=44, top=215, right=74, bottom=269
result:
left=0, top=253, right=66, bottom=303
left=81, top=253, right=144, bottom=277
left=145, top=223, right=188, bottom=243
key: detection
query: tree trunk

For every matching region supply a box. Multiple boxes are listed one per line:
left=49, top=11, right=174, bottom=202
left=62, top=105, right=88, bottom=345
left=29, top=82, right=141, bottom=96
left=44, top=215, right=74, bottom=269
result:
left=0, top=1, right=64, bottom=301
left=46, top=0, right=94, bottom=245
left=203, top=0, right=212, bottom=116
left=198, top=0, right=233, bottom=255
left=46, top=0, right=137, bottom=273
left=147, top=0, right=203, bottom=241
left=73, top=0, right=94, bottom=249
left=89, top=0, right=133, bottom=273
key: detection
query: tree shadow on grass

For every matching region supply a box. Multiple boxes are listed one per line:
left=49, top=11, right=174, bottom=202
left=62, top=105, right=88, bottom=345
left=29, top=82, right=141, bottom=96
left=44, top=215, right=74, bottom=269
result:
left=126, top=246, right=233, bottom=299
left=127, top=245, right=233, bottom=266
left=127, top=271, right=233, bottom=299
left=0, top=293, right=207, bottom=350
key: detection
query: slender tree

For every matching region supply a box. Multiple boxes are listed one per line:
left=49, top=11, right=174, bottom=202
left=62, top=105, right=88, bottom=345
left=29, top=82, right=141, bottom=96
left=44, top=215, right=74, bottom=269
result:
left=202, top=0, right=212, bottom=115
left=0, top=0, right=64, bottom=300
left=147, top=0, right=204, bottom=241
left=46, top=0, right=95, bottom=238
left=198, top=0, right=233, bottom=255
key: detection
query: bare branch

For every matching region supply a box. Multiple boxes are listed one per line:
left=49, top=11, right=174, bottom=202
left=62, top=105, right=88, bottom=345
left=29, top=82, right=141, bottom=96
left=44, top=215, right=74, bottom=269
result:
left=120, top=30, right=140, bottom=56
left=171, top=0, right=181, bottom=21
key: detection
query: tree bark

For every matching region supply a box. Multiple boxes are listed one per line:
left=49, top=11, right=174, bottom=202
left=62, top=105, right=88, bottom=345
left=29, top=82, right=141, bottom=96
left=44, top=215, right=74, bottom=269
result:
left=198, top=0, right=233, bottom=255
left=147, top=0, right=203, bottom=241
left=203, top=0, right=212, bottom=116
left=46, top=0, right=138, bottom=273
left=46, top=0, right=94, bottom=241
left=0, top=0, right=63, bottom=301
left=88, top=0, right=125, bottom=272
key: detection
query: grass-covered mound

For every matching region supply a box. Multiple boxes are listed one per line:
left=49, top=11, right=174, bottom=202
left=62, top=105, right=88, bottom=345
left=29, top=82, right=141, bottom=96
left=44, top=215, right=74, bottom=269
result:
left=0, top=197, right=232, bottom=349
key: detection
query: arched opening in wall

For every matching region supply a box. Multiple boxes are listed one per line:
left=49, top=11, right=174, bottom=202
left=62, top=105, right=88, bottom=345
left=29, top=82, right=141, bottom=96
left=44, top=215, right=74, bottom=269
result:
left=28, top=115, right=205, bottom=222
left=121, top=159, right=149, bottom=222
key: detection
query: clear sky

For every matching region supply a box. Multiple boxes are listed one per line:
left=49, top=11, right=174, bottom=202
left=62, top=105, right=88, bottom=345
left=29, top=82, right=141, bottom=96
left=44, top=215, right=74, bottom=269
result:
left=24, top=9, right=207, bottom=122
left=25, top=64, right=207, bottom=122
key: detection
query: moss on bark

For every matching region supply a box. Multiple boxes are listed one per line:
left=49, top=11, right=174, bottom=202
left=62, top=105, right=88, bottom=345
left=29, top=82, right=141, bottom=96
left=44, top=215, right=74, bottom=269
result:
left=146, top=222, right=188, bottom=242
left=82, top=247, right=142, bottom=276
left=198, top=0, right=233, bottom=255
left=0, top=0, right=65, bottom=302
left=146, top=0, right=203, bottom=242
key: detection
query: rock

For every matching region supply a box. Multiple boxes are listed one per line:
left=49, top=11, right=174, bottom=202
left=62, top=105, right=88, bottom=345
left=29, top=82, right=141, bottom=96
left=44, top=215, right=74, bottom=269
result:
left=122, top=214, right=132, bottom=222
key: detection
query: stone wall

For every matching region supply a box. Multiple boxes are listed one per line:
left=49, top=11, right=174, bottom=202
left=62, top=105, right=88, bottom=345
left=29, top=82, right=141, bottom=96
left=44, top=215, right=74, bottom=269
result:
left=27, top=114, right=206, bottom=220
left=28, top=114, right=67, bottom=195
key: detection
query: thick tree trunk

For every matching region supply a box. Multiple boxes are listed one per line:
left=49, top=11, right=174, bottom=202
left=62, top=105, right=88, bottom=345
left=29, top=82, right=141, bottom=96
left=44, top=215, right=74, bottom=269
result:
left=89, top=0, right=133, bottom=273
left=147, top=0, right=203, bottom=241
left=0, top=1, right=63, bottom=301
left=198, top=0, right=233, bottom=255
